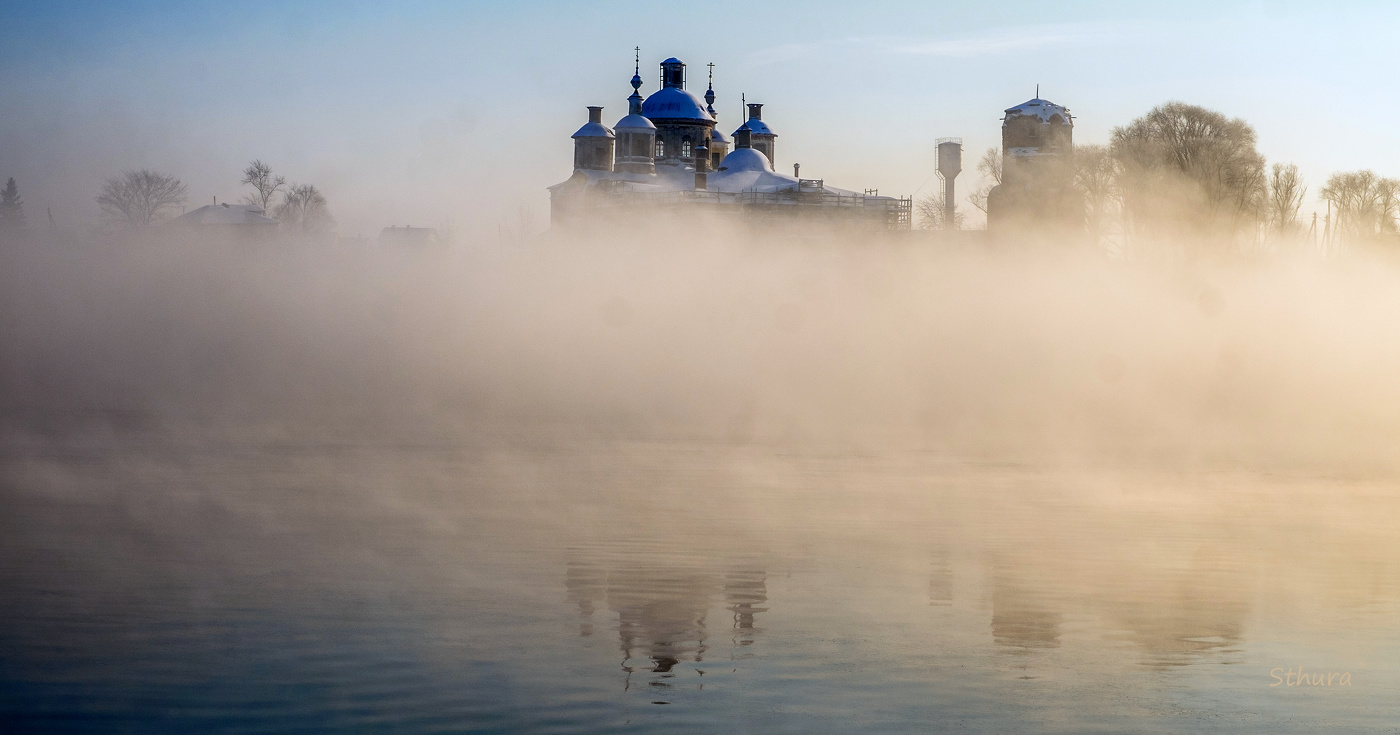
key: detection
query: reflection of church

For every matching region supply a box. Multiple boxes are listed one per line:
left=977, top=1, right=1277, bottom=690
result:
left=564, top=549, right=768, bottom=698
left=549, top=54, right=910, bottom=229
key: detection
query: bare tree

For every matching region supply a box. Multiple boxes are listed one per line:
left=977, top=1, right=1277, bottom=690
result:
left=274, top=183, right=333, bottom=235
left=915, top=193, right=966, bottom=231
left=1111, top=102, right=1266, bottom=247
left=240, top=160, right=286, bottom=212
left=1265, top=163, right=1306, bottom=236
left=97, top=169, right=188, bottom=227
left=1320, top=170, right=1400, bottom=245
left=967, top=147, right=1003, bottom=215
left=1073, top=144, right=1119, bottom=247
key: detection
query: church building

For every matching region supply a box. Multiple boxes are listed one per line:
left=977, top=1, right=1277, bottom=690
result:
left=985, top=95, right=1083, bottom=234
left=549, top=54, right=910, bottom=230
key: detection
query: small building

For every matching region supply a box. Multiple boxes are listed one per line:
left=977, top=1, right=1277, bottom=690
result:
left=171, top=202, right=278, bottom=238
left=378, top=226, right=441, bottom=246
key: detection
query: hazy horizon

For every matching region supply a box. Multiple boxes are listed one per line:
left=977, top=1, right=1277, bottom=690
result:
left=3, top=1, right=1398, bottom=237
left=4, top=5, right=1400, bottom=732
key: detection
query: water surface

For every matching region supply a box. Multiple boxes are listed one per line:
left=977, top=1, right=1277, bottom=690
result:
left=2, top=437, right=1397, bottom=732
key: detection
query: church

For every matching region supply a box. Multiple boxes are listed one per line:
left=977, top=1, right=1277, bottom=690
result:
left=985, top=95, right=1083, bottom=234
left=548, top=55, right=910, bottom=230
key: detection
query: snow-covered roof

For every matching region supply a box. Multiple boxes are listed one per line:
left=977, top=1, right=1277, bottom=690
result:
left=549, top=149, right=857, bottom=198
left=572, top=120, right=615, bottom=138
left=1003, top=98, right=1073, bottom=125
left=614, top=113, right=655, bottom=131
left=734, top=118, right=774, bottom=136
left=173, top=203, right=277, bottom=225
left=641, top=87, right=715, bottom=122
left=716, top=147, right=771, bottom=173
left=710, top=128, right=729, bottom=144
left=705, top=148, right=797, bottom=194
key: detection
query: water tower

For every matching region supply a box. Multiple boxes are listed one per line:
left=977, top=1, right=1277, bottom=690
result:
left=935, top=137, right=962, bottom=228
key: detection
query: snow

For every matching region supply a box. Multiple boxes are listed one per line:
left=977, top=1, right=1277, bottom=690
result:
left=715, top=147, right=771, bottom=173
left=641, top=87, right=715, bottom=122
left=614, top=113, right=656, bottom=130
left=1003, top=98, right=1073, bottom=125
left=734, top=118, right=774, bottom=136
left=571, top=120, right=615, bottom=138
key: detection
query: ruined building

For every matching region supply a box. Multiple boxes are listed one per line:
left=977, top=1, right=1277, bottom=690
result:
left=548, top=55, right=910, bottom=230
left=985, top=96, right=1083, bottom=234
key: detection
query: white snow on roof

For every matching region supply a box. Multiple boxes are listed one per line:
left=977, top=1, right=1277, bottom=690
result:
left=572, top=120, right=615, bottom=138
left=614, top=113, right=656, bottom=130
left=641, top=87, right=715, bottom=122
left=734, top=118, right=774, bottom=136
left=549, top=150, right=857, bottom=197
left=173, top=203, right=277, bottom=225
left=1003, top=98, right=1072, bottom=124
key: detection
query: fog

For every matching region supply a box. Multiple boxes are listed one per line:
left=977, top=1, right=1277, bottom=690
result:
left=5, top=222, right=1400, bottom=475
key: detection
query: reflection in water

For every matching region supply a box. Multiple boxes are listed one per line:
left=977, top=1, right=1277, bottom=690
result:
left=724, top=565, right=768, bottom=651
left=4, top=441, right=1399, bottom=732
left=565, top=548, right=768, bottom=699
left=929, top=547, right=953, bottom=606
left=1099, top=545, right=1249, bottom=668
left=989, top=564, right=1061, bottom=653
left=565, top=559, right=607, bottom=637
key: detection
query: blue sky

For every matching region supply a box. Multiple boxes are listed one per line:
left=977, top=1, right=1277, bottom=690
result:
left=1, top=1, right=1396, bottom=235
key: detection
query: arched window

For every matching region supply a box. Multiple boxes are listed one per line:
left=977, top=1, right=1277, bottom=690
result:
left=681, top=136, right=692, bottom=158
left=655, top=138, right=665, bottom=158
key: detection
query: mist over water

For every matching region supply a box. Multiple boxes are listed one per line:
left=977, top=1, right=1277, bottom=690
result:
left=3, top=225, right=1400, bottom=732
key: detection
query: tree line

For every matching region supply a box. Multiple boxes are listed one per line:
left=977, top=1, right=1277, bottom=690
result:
left=88, top=161, right=332, bottom=234
left=921, top=100, right=1396, bottom=255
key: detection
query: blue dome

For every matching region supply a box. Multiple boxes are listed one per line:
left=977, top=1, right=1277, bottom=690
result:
left=661, top=57, right=683, bottom=65
left=614, top=113, right=655, bottom=131
left=641, top=87, right=715, bottom=122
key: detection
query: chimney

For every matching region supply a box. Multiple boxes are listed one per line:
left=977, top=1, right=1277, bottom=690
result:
left=587, top=106, right=603, bottom=124
left=747, top=103, right=763, bottom=120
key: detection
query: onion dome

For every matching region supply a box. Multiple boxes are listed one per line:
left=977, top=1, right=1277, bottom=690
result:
left=716, top=147, right=772, bottom=173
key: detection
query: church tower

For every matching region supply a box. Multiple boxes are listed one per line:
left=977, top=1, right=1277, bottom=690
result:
left=641, top=57, right=716, bottom=168
left=985, top=92, right=1081, bottom=234
left=571, top=106, right=614, bottom=172
left=732, top=103, right=776, bottom=167
left=705, top=63, right=729, bottom=171
left=614, top=50, right=657, bottom=174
